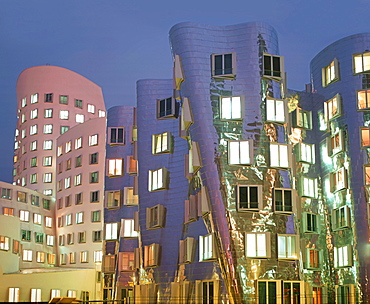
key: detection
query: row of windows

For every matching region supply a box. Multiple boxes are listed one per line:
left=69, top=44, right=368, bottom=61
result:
left=3, top=208, right=52, bottom=226
left=57, top=172, right=99, bottom=190
left=59, top=231, right=103, bottom=244
left=57, top=210, right=101, bottom=226
left=0, top=188, right=51, bottom=207
left=8, top=288, right=89, bottom=303
left=57, top=134, right=98, bottom=156
left=57, top=190, right=101, bottom=208
left=21, top=230, right=54, bottom=245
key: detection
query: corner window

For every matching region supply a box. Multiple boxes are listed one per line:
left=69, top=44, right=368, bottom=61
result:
left=327, top=130, right=344, bottom=156
left=109, top=127, right=124, bottom=145
left=263, top=53, right=283, bottom=78
left=245, top=232, right=271, bottom=258
left=144, top=243, right=160, bottom=267
left=107, top=159, right=123, bottom=177
left=106, top=190, right=121, bottom=208
left=148, top=168, right=168, bottom=191
left=357, top=89, right=370, bottom=110
left=302, top=213, right=318, bottom=233
left=330, top=167, right=347, bottom=192
left=322, top=59, right=339, bottom=87
left=270, top=143, right=290, bottom=168
left=292, top=108, right=312, bottom=129
left=296, top=143, right=315, bottom=164
left=274, top=188, right=294, bottom=213
left=228, top=140, right=253, bottom=165
left=212, top=53, right=236, bottom=78
left=277, top=234, right=298, bottom=259
left=199, top=234, right=216, bottom=261
left=353, top=51, right=370, bottom=74
left=324, top=94, right=341, bottom=121
left=220, top=96, right=242, bottom=120
left=157, top=97, right=177, bottom=119
left=266, top=97, right=286, bottom=124
left=152, top=132, right=171, bottom=154
left=300, top=177, right=318, bottom=198
left=332, top=205, right=351, bottom=231
left=236, top=185, right=262, bottom=211
left=146, top=204, right=166, bottom=229
left=334, top=245, right=353, bottom=268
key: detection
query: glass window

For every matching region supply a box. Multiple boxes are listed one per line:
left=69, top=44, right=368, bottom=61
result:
left=60, top=110, right=69, bottom=120
left=20, top=210, right=30, bottom=222
left=353, top=51, right=370, bottom=74
left=87, top=104, right=95, bottom=113
left=157, top=97, right=176, bottom=119
left=199, top=234, right=216, bottom=261
left=75, top=137, right=82, bottom=149
left=306, top=248, right=321, bottom=269
left=106, top=190, right=121, bottom=208
left=105, top=223, right=119, bottom=240
left=107, top=159, right=123, bottom=177
left=90, top=172, right=99, bottom=183
left=334, top=245, right=353, bottom=268
left=297, top=143, right=315, bottom=164
left=43, top=156, right=52, bottom=166
left=76, top=155, right=82, bottom=167
left=332, top=205, right=351, bottom=231
left=302, top=212, right=318, bottom=233
left=44, top=108, right=53, bottom=118
left=330, top=167, right=347, bottom=192
left=270, top=143, right=290, bottom=168
left=220, top=96, right=242, bottom=120
left=212, top=53, right=235, bottom=77
left=90, top=152, right=98, bottom=164
left=76, top=212, right=84, bottom=224
left=328, top=130, right=344, bottom=156
left=59, top=95, right=68, bottom=104
left=91, top=210, right=101, bottom=222
left=8, top=287, right=20, bottom=302
left=30, top=124, right=38, bottom=135
left=75, top=192, right=82, bottom=205
left=109, top=127, right=124, bottom=144
left=263, top=53, right=283, bottom=78
left=23, top=249, right=32, bottom=261
left=91, top=191, right=99, bottom=203
left=228, top=140, right=252, bottom=165
left=277, top=234, right=298, bottom=259
left=146, top=205, right=165, bottom=229
left=293, top=108, right=312, bottom=129
left=75, top=99, right=83, bottom=108
left=45, top=93, right=53, bottom=102
left=300, top=177, right=318, bottom=198
left=30, top=109, right=38, bottom=119
left=43, top=172, right=52, bottom=183
left=89, top=134, right=98, bottom=146
left=60, top=126, right=69, bottom=134
left=30, top=288, right=41, bottom=302
left=324, top=94, right=341, bottom=121
left=21, top=97, right=26, bottom=107
left=124, top=187, right=138, bottom=205
left=322, top=59, right=339, bottom=87
left=357, top=89, right=370, bottom=110
left=237, top=185, right=262, bottom=211
left=74, top=174, right=82, bottom=186
left=245, top=232, right=271, bottom=258
left=98, top=110, right=105, bottom=117
left=148, top=168, right=168, bottom=191
left=43, top=140, right=53, bottom=150
left=30, top=93, right=38, bottom=104
left=144, top=243, right=160, bottom=267
left=266, top=97, right=285, bottom=123
left=152, top=132, right=171, bottom=154
left=122, top=219, right=139, bottom=238
left=76, top=114, right=84, bottom=123
left=274, top=188, right=294, bottom=213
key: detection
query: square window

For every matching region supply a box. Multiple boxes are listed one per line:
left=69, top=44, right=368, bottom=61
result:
left=146, top=204, right=166, bottom=229
left=43, top=156, right=52, bottom=166
left=23, top=249, right=32, bottom=261
left=236, top=185, right=262, bottom=211
left=330, top=167, right=347, bottom=192
left=266, top=97, right=286, bottom=124
left=60, top=110, right=69, bottom=120
left=45, top=93, right=53, bottom=102
left=43, top=140, right=53, bottom=150
left=119, top=252, right=135, bottom=271
left=277, top=234, right=298, bottom=259
left=157, top=97, right=177, bottom=119
left=334, top=245, right=353, bottom=268
left=263, top=53, right=284, bottom=78
left=98, top=110, right=105, bottom=117
left=30, top=93, right=38, bottom=104
left=144, top=243, right=160, bottom=267
left=212, top=53, right=236, bottom=77
left=199, top=234, right=216, bottom=261
left=322, top=59, right=339, bottom=87
left=34, top=213, right=42, bottom=225
left=353, top=51, right=370, bottom=74
left=60, top=126, right=69, bottom=134
left=17, top=191, right=27, bottom=203
left=105, top=223, right=119, bottom=240
left=270, top=143, right=290, bottom=168
left=148, top=168, right=168, bottom=191
left=59, top=95, right=68, bottom=104
left=292, top=108, right=312, bottom=129
left=44, top=108, right=53, bottom=118
left=1, top=188, right=11, bottom=199
left=21, top=230, right=31, bottom=241
left=152, top=132, right=171, bottom=154
left=332, top=205, right=351, bottom=231
left=107, top=159, right=123, bottom=177
left=90, top=172, right=99, bottom=183
left=324, top=94, right=341, bottom=121
left=109, top=127, right=124, bottom=145
left=124, top=187, right=138, bottom=205
left=228, top=140, right=253, bottom=165
left=87, top=104, right=95, bottom=113
left=220, top=96, right=242, bottom=120
left=75, top=99, right=83, bottom=108
left=245, top=232, right=271, bottom=258
left=91, top=210, right=101, bottom=222
left=89, top=134, right=98, bottom=146
left=43, top=124, right=53, bottom=134
left=106, top=190, right=121, bottom=208
left=274, top=188, right=295, bottom=213
left=296, top=143, right=315, bottom=164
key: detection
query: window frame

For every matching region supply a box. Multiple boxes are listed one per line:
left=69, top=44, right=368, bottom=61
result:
left=152, top=131, right=172, bottom=154
left=211, top=52, right=236, bottom=78
left=273, top=188, right=295, bottom=214
left=266, top=97, right=286, bottom=124
left=220, top=96, right=243, bottom=120
left=236, top=185, right=263, bottom=211
left=277, top=234, right=299, bottom=260
left=270, top=143, right=291, bottom=169
left=146, top=204, right=166, bottom=230
left=332, top=205, right=351, bottom=231
left=228, top=140, right=253, bottom=166
left=148, top=167, right=168, bottom=192
left=245, top=232, right=271, bottom=258
left=108, top=127, right=125, bottom=145
left=199, top=233, right=217, bottom=262
left=324, top=93, right=341, bottom=122
left=322, top=58, right=340, bottom=87
left=334, top=245, right=353, bottom=268
left=302, top=212, right=319, bottom=233
left=353, top=51, right=370, bottom=74
left=330, top=167, right=348, bottom=192
left=296, top=142, right=315, bottom=164
left=156, top=97, right=177, bottom=119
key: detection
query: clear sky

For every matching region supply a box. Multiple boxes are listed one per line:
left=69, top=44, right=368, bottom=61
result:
left=0, top=0, right=369, bottom=182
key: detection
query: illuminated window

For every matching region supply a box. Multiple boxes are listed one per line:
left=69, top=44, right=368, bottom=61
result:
left=45, top=216, right=52, bottom=228
left=105, top=223, right=119, bottom=240
left=119, top=252, right=134, bottom=271
left=30, top=288, right=41, bottom=302
left=65, top=141, right=71, bottom=153
left=146, top=205, right=166, bottom=229
left=127, top=155, right=138, bottom=174
left=59, top=110, right=69, bottom=120
left=353, top=51, right=370, bottom=74
left=21, top=113, right=26, bottom=122
left=43, top=140, right=52, bottom=150
left=34, top=213, right=42, bottom=225
left=75, top=137, right=82, bottom=149
left=21, top=230, right=31, bottom=241
left=148, top=168, right=168, bottom=191
left=292, top=108, right=312, bottom=129
left=76, top=212, right=84, bottom=224
left=21, top=129, right=26, bottom=139
left=48, top=254, right=56, bottom=264
left=94, top=250, right=103, bottom=262
left=263, top=53, right=283, bottom=78
left=296, top=142, right=315, bottom=164
left=330, top=167, right=347, bottom=192
left=270, top=143, right=290, bottom=168
left=157, top=97, right=177, bottom=119
left=45, top=93, right=53, bottom=102
left=124, top=187, right=138, bottom=205
left=30, top=108, right=38, bottom=119
left=20, top=210, right=30, bottom=222
left=23, top=249, right=32, bottom=261
left=60, top=253, right=67, bottom=265
left=64, top=177, right=71, bottom=189
left=43, top=172, right=52, bottom=183
left=44, top=108, right=53, bottom=118
left=43, top=156, right=52, bottom=166
left=0, top=236, right=10, bottom=251
left=78, top=232, right=86, bottom=243
left=17, top=191, right=26, bottom=202
left=334, top=245, right=353, bottom=268
left=302, top=213, right=318, bottom=233
left=144, top=243, right=160, bottom=267
left=122, top=219, right=139, bottom=238
left=212, top=52, right=236, bottom=77
left=76, top=114, right=84, bottom=123
left=21, top=97, right=26, bottom=107
left=152, top=131, right=171, bottom=154
left=266, top=97, right=285, bottom=124
left=57, top=145, right=63, bottom=156
left=74, top=174, right=82, bottom=186
left=322, top=59, right=339, bottom=87
left=327, top=130, right=344, bottom=156
left=98, top=110, right=105, bottom=117
left=75, top=99, right=82, bottom=108
left=324, top=94, right=341, bottom=121
left=36, top=251, right=45, bottom=263
left=59, top=95, right=68, bottom=104
left=300, top=177, right=318, bottom=198
left=332, top=205, right=351, bottom=231
left=245, top=232, right=271, bottom=258
left=360, top=127, right=370, bottom=148
left=357, top=89, right=370, bottom=110
left=30, top=124, right=38, bottom=135
left=65, top=214, right=72, bottom=226
left=236, top=185, right=262, bottom=211
left=89, top=134, right=98, bottom=146
left=277, top=234, right=298, bottom=259
left=220, top=96, right=242, bottom=120
left=107, top=159, right=123, bottom=177
left=3, top=207, right=14, bottom=216
left=81, top=251, right=89, bottom=263
left=228, top=140, right=252, bottom=165
left=106, top=190, right=121, bottom=208
left=8, top=287, right=20, bottom=302
left=199, top=234, right=216, bottom=261
left=274, top=188, right=294, bottom=213
left=31, top=93, right=38, bottom=104
left=87, top=104, right=95, bottom=113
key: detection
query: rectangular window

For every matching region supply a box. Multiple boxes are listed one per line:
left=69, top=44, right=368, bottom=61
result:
left=257, top=281, right=281, bottom=304
left=74, top=174, right=82, bottom=186
left=60, top=126, right=69, bottom=134
left=266, top=97, right=286, bottom=124
left=90, top=171, right=99, bottom=183
left=75, top=192, right=82, bottom=205
left=23, top=249, right=32, bottom=261
left=76, top=212, right=84, bottom=224
left=3, top=207, right=14, bottom=216
left=302, top=212, right=318, bottom=233
left=228, top=140, right=253, bottom=165
left=78, top=231, right=86, bottom=243
left=332, top=205, right=351, bottom=231
left=43, top=172, right=52, bottom=183
left=124, top=187, right=138, bottom=205
left=45, top=93, right=53, bottom=102
left=127, top=156, right=138, bottom=174
left=330, top=167, right=347, bottom=192
left=30, top=124, right=38, bottom=135
left=179, top=237, right=195, bottom=264
left=357, top=89, right=370, bottom=110
left=103, top=254, right=116, bottom=272
left=106, top=190, right=121, bottom=208
left=69, top=252, right=76, bottom=264
left=245, top=232, right=271, bottom=258
left=59, top=95, right=68, bottom=104
left=35, top=232, right=43, bottom=243
left=89, top=152, right=98, bottom=164
left=64, top=177, right=71, bottom=189
left=91, top=210, right=101, bottom=222
left=336, top=285, right=355, bottom=304
left=43, top=156, right=52, bottom=166
left=220, top=96, right=242, bottom=120
left=94, top=250, right=103, bottom=263
left=8, top=287, right=20, bottom=302
left=105, top=223, right=119, bottom=240
left=1, top=188, right=11, bottom=199
left=30, top=173, right=37, bottom=184
left=60, top=253, right=67, bottom=265
left=31, top=195, right=39, bottom=206
left=30, top=108, right=38, bottom=119
left=324, top=94, right=341, bottom=121
left=44, top=108, right=53, bottom=118
left=17, top=191, right=26, bottom=202
left=292, top=108, right=312, bottom=129
left=277, top=234, right=298, bottom=259
left=122, top=219, right=139, bottom=238
left=48, top=253, right=56, bottom=264
left=328, top=130, right=344, bottom=155
left=67, top=233, right=74, bottom=245
left=157, top=97, right=177, bottom=119
left=87, top=104, right=95, bottom=113
left=148, top=168, right=168, bottom=191
left=20, top=210, right=30, bottom=222
left=306, top=248, right=321, bottom=269
left=30, top=93, right=38, bottom=104
left=91, top=191, right=99, bottom=202
left=43, top=124, right=53, bottom=134
left=93, top=230, right=102, bottom=242
left=109, top=127, right=124, bottom=145
left=65, top=195, right=71, bottom=207
left=146, top=205, right=166, bottom=229
left=45, top=216, right=52, bottom=228
left=75, top=99, right=83, bottom=108
left=322, top=59, right=339, bottom=87
left=212, top=53, right=236, bottom=77
left=89, top=134, right=98, bottom=146
left=36, top=251, right=45, bottom=263
left=144, top=243, right=160, bottom=267
left=274, top=188, right=294, bottom=213
left=152, top=132, right=172, bottom=154
left=237, top=185, right=262, bottom=211
left=65, top=214, right=72, bottom=226
left=270, top=143, right=290, bottom=168
left=46, top=235, right=54, bottom=246
left=334, top=245, right=353, bottom=268
left=199, top=234, right=216, bottom=261
left=75, top=137, right=82, bottom=149
left=30, top=140, right=37, bottom=151
left=43, top=198, right=50, bottom=210
left=296, top=142, right=315, bottom=164
left=43, top=140, right=53, bottom=150
left=12, top=240, right=20, bottom=254
left=300, top=177, right=318, bottom=198
left=0, top=236, right=10, bottom=251
left=59, top=235, right=65, bottom=246
left=263, top=53, right=283, bottom=78
left=76, top=114, right=84, bottom=123
left=119, top=252, right=135, bottom=271
left=354, top=51, right=370, bottom=74
left=107, top=159, right=123, bottom=177
left=98, top=110, right=105, bottom=117
left=30, top=288, right=41, bottom=302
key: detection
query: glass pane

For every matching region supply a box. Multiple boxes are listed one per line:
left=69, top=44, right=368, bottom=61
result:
left=275, top=190, right=283, bottom=211
left=264, top=55, right=272, bottom=76
left=214, top=55, right=223, bottom=75
left=364, top=53, right=370, bottom=71
left=284, top=190, right=292, bottom=212
left=273, top=56, right=281, bottom=77
left=229, top=141, right=240, bottom=165
left=239, top=186, right=248, bottom=209
left=278, top=235, right=286, bottom=258
left=258, top=282, right=267, bottom=304
left=231, top=96, right=241, bottom=119
left=249, top=186, right=259, bottom=209
left=354, top=55, right=363, bottom=73
left=256, top=233, right=267, bottom=257
left=246, top=234, right=256, bottom=257
left=361, top=129, right=370, bottom=147
left=117, top=128, right=124, bottom=143
left=268, top=282, right=277, bottom=304
left=239, top=141, right=250, bottom=164
left=110, top=128, right=117, bottom=143
left=221, top=97, right=231, bottom=119
left=224, top=54, right=232, bottom=74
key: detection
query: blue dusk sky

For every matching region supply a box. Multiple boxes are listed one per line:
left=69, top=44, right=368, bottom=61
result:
left=0, top=0, right=368, bottom=182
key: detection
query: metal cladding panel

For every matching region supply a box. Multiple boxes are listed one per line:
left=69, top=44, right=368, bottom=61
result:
left=310, top=34, right=370, bottom=302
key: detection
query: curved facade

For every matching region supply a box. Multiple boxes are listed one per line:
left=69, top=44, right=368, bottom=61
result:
left=14, top=66, right=106, bottom=197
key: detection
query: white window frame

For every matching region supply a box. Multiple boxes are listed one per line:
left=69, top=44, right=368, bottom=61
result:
left=20, top=210, right=30, bottom=222
left=270, top=143, right=290, bottom=168
left=87, top=104, right=95, bottom=113
left=334, top=245, right=353, bottom=268
left=107, top=158, right=124, bottom=177
left=98, top=110, right=105, bottom=117
left=30, top=288, right=41, bottom=302
left=263, top=53, right=284, bottom=79
left=302, top=212, right=318, bottom=233
left=8, top=287, right=20, bottom=302
left=296, top=142, right=315, bottom=164
left=30, top=93, right=38, bottom=104
left=274, top=188, right=295, bottom=214
left=30, top=124, right=38, bottom=135
left=148, top=168, right=168, bottom=191
left=33, top=213, right=42, bottom=225
left=353, top=51, right=370, bottom=74
left=64, top=177, right=71, bottom=189
left=124, top=187, right=138, bottom=205
left=332, top=205, right=351, bottom=231
left=30, top=108, right=38, bottom=119
left=75, top=137, right=82, bottom=149
left=300, top=177, right=318, bottom=199
left=46, top=235, right=54, bottom=246
left=59, top=110, right=69, bottom=120
left=44, top=108, right=53, bottom=118
left=277, top=234, right=298, bottom=260
left=23, top=249, right=32, bottom=261
left=43, top=172, right=52, bottom=183
left=146, top=204, right=166, bottom=229
left=89, top=134, right=98, bottom=146
left=266, top=97, right=286, bottom=124
left=65, top=214, right=72, bottom=226
left=236, top=185, right=263, bottom=211
left=74, top=173, right=82, bottom=186
left=105, top=222, right=119, bottom=240
left=245, top=232, right=271, bottom=258
left=199, top=234, right=216, bottom=261
left=228, top=140, right=253, bottom=165
left=76, top=212, right=84, bottom=224
left=122, top=219, right=139, bottom=238
left=220, top=96, right=243, bottom=120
